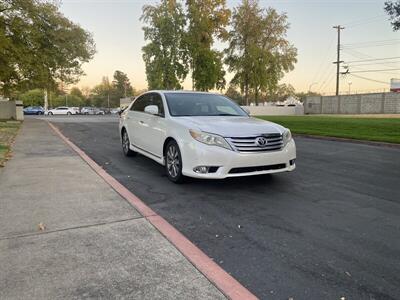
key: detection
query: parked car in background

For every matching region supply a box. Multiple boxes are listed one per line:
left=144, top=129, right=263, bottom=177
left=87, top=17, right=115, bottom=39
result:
left=81, top=107, right=105, bottom=115
left=111, top=107, right=121, bottom=114
left=23, top=106, right=44, bottom=115
left=46, top=107, right=78, bottom=115
left=119, top=91, right=296, bottom=183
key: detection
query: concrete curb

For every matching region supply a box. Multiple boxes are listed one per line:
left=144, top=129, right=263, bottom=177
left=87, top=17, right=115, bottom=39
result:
left=294, top=134, right=400, bottom=149
left=47, top=121, right=258, bottom=300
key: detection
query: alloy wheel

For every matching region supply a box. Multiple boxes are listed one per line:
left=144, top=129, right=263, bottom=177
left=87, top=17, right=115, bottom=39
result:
left=166, top=144, right=180, bottom=178
left=122, top=131, right=130, bottom=154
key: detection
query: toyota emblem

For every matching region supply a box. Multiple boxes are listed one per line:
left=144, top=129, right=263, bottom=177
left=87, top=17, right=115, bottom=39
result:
left=255, top=136, right=268, bottom=147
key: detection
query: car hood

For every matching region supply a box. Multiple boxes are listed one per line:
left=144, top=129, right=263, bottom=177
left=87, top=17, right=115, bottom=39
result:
left=173, top=116, right=285, bottom=137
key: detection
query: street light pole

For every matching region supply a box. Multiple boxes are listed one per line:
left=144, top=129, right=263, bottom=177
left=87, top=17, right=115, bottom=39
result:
left=308, top=82, right=318, bottom=93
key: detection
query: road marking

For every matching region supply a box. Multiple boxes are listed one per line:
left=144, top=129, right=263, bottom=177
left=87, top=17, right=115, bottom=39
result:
left=47, top=121, right=258, bottom=300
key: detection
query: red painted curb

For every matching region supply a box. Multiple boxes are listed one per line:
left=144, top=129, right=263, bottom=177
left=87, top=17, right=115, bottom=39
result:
left=47, top=121, right=258, bottom=300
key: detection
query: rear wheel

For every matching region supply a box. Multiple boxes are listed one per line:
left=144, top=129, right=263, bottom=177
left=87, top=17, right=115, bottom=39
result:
left=165, top=141, right=185, bottom=183
left=48, top=112, right=53, bottom=115
left=67, top=111, right=72, bottom=115
left=122, top=129, right=136, bottom=157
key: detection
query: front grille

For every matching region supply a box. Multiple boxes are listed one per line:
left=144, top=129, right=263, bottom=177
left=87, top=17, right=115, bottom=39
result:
left=226, top=133, right=283, bottom=153
left=229, top=163, right=286, bottom=174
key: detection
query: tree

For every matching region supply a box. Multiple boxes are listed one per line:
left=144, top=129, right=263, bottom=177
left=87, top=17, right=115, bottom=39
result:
left=186, top=0, right=230, bottom=91
left=19, top=89, right=44, bottom=107
left=267, top=83, right=295, bottom=102
left=225, top=0, right=262, bottom=105
left=90, top=76, right=119, bottom=108
left=0, top=0, right=95, bottom=103
left=225, top=0, right=297, bottom=105
left=70, top=87, right=84, bottom=99
left=141, top=0, right=188, bottom=90
left=112, top=70, right=134, bottom=98
left=385, top=1, right=400, bottom=31
left=225, top=85, right=243, bottom=104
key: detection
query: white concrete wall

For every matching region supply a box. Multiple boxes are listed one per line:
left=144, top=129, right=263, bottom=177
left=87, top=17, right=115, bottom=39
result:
left=305, top=92, right=400, bottom=114
left=0, top=100, right=24, bottom=120
left=243, top=105, right=304, bottom=116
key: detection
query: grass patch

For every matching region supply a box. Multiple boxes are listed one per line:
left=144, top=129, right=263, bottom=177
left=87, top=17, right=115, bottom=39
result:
left=0, top=121, right=21, bottom=166
left=257, top=115, right=400, bottom=144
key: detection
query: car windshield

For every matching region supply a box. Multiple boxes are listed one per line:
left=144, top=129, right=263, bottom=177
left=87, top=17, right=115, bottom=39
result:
left=165, top=93, right=247, bottom=117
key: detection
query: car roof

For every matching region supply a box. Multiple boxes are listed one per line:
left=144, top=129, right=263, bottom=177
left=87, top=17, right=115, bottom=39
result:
left=149, top=90, right=220, bottom=96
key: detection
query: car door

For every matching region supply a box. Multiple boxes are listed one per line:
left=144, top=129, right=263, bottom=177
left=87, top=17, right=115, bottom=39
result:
left=55, top=107, right=66, bottom=115
left=140, top=93, right=167, bottom=158
left=126, top=94, right=151, bottom=151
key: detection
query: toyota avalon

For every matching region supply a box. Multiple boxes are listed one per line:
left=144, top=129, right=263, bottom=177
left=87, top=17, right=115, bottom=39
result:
left=119, top=91, right=296, bottom=183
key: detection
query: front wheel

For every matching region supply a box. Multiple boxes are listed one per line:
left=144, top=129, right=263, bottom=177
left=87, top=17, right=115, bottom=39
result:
left=122, top=130, right=136, bottom=157
left=165, top=141, right=185, bottom=183
left=48, top=112, right=53, bottom=115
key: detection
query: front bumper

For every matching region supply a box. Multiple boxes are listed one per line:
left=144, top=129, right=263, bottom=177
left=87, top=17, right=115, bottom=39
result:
left=180, top=139, right=296, bottom=179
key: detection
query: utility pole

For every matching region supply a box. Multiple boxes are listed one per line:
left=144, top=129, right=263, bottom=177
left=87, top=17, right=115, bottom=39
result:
left=333, top=25, right=344, bottom=96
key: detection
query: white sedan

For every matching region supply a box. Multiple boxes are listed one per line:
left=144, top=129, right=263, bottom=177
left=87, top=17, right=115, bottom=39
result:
left=119, top=91, right=296, bottom=183
left=46, top=107, right=79, bottom=115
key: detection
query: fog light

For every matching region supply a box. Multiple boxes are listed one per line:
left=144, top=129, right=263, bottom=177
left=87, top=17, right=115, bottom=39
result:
left=289, top=159, right=296, bottom=166
left=193, top=166, right=209, bottom=174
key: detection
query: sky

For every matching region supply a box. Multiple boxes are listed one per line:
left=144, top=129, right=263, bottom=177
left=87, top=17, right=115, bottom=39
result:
left=60, top=0, right=400, bottom=95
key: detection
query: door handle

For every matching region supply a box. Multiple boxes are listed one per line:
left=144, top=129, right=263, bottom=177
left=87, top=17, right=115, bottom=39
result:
left=139, top=120, right=144, bottom=124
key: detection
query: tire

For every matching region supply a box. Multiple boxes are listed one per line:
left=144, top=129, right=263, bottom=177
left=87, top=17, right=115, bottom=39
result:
left=48, top=112, right=53, bottom=115
left=165, top=140, right=185, bottom=183
left=67, top=112, right=72, bottom=115
left=121, top=129, right=136, bottom=157
left=36, top=111, right=41, bottom=115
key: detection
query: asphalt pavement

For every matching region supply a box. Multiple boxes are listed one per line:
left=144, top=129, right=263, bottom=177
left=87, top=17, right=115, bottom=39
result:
left=46, top=115, right=400, bottom=300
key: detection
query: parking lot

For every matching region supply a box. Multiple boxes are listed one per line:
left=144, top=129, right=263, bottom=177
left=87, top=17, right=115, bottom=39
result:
left=42, top=115, right=400, bottom=300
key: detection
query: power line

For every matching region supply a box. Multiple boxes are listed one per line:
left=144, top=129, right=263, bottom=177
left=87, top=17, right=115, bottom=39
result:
left=342, top=42, right=400, bottom=50
left=347, top=68, right=400, bottom=73
left=343, top=39, right=400, bottom=46
left=343, top=56, right=400, bottom=63
left=342, top=49, right=400, bottom=69
left=345, top=60, right=400, bottom=67
left=342, top=14, right=388, bottom=27
left=349, top=73, right=390, bottom=85
left=311, top=34, right=336, bottom=84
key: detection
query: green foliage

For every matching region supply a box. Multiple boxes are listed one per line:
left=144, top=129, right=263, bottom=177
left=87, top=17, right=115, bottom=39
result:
left=141, top=0, right=188, bottom=90
left=19, top=89, right=44, bottom=107
left=186, top=0, right=230, bottom=91
left=0, top=0, right=96, bottom=98
left=112, top=70, right=134, bottom=98
left=267, top=83, right=296, bottom=101
left=385, top=1, right=400, bottom=31
left=53, top=94, right=83, bottom=107
left=70, top=87, right=84, bottom=99
left=257, top=116, right=400, bottom=144
left=225, top=0, right=297, bottom=104
left=225, top=85, right=244, bottom=104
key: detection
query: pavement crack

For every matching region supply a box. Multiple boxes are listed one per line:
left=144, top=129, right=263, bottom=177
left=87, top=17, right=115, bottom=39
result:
left=0, top=216, right=145, bottom=241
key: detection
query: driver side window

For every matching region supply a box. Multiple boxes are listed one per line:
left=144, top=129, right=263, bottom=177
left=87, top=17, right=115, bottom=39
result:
left=131, top=95, right=150, bottom=112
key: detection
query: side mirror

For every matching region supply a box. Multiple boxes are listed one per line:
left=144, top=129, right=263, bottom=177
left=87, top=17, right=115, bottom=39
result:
left=144, top=105, right=159, bottom=115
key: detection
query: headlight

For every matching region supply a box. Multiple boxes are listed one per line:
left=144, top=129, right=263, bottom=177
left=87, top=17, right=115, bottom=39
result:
left=189, top=130, right=232, bottom=150
left=283, top=129, right=292, bottom=146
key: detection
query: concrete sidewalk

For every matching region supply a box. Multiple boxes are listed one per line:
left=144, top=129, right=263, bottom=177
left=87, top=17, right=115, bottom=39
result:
left=0, top=119, right=225, bottom=299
